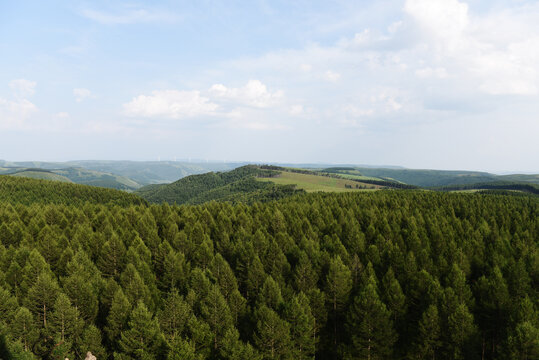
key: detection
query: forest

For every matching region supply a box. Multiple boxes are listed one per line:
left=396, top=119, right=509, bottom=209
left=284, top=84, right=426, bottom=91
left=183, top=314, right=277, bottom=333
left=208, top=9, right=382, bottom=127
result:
left=0, top=186, right=537, bottom=359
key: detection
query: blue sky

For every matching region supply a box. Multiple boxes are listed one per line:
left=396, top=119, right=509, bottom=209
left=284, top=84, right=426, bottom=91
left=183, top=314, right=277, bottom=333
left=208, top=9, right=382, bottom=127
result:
left=1, top=0, right=538, bottom=172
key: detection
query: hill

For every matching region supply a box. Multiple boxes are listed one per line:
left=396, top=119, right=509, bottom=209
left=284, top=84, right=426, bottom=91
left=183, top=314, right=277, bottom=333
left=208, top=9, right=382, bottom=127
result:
left=432, top=181, right=539, bottom=195
left=0, top=160, right=241, bottom=185
left=351, top=167, right=498, bottom=187
left=0, top=175, right=146, bottom=206
left=136, top=165, right=422, bottom=205
left=0, top=166, right=142, bottom=190
left=257, top=168, right=385, bottom=192
left=8, top=169, right=73, bottom=183
left=52, top=167, right=142, bottom=190
left=136, top=165, right=303, bottom=204
left=71, top=160, right=241, bottom=185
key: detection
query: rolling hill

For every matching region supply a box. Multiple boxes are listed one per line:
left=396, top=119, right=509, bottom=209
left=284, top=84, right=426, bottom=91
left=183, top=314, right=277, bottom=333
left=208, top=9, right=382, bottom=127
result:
left=136, top=165, right=415, bottom=204
left=0, top=160, right=241, bottom=185
left=135, top=165, right=303, bottom=204
left=0, top=175, right=146, bottom=206
left=317, top=166, right=539, bottom=187
left=8, top=169, right=73, bottom=183
left=0, top=166, right=142, bottom=190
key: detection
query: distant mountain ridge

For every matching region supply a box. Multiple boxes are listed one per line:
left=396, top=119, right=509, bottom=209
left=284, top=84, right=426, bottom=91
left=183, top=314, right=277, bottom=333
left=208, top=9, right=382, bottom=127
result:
left=1, top=160, right=537, bottom=193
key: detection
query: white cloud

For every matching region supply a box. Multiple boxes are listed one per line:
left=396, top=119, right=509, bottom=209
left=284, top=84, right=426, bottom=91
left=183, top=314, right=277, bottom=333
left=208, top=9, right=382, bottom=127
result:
left=0, top=98, right=37, bottom=130
left=123, top=90, right=219, bottom=119
left=9, top=79, right=36, bottom=97
left=55, top=112, right=70, bottom=119
left=415, top=67, right=448, bottom=79
left=82, top=8, right=179, bottom=25
left=344, top=105, right=374, bottom=118
left=324, top=70, right=341, bottom=82
left=405, top=0, right=469, bottom=51
left=289, top=104, right=304, bottom=116
left=405, top=0, right=539, bottom=95
left=209, top=80, right=283, bottom=108
left=73, top=88, right=93, bottom=102
left=299, top=64, right=312, bottom=72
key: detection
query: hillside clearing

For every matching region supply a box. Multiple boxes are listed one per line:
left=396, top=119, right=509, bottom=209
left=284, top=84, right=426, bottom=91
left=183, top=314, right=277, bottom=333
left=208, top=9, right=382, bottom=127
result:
left=257, top=171, right=382, bottom=192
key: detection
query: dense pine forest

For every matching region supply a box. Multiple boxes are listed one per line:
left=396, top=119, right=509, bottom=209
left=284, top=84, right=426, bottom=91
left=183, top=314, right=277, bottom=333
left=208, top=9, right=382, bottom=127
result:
left=0, top=188, right=538, bottom=359
left=0, top=176, right=146, bottom=207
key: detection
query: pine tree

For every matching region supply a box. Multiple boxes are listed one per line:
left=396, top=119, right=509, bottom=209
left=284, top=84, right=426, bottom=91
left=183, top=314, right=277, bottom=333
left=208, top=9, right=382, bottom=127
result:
left=98, top=232, right=126, bottom=279
left=63, top=272, right=99, bottom=323
left=507, top=296, right=539, bottom=360
left=382, top=268, right=406, bottom=322
left=220, top=328, right=262, bottom=360
left=325, top=256, right=352, bottom=351
left=446, top=303, right=477, bottom=360
left=257, top=276, right=284, bottom=311
left=166, top=337, right=204, bottom=360
left=105, top=288, right=131, bottom=344
left=162, top=250, right=189, bottom=292
left=158, top=290, right=192, bottom=342
left=409, top=304, right=442, bottom=360
left=186, top=316, right=213, bottom=359
left=508, top=321, right=539, bottom=360
left=0, top=286, right=17, bottom=326
left=346, top=276, right=396, bottom=360
left=199, top=283, right=233, bottom=352
left=285, top=293, right=316, bottom=360
left=118, top=301, right=162, bottom=360
left=25, top=271, right=60, bottom=328
left=50, top=293, right=83, bottom=344
left=254, top=305, right=291, bottom=360
left=121, top=263, right=153, bottom=310
left=293, top=251, right=318, bottom=294
left=78, top=325, right=107, bottom=360
left=10, top=307, right=36, bottom=353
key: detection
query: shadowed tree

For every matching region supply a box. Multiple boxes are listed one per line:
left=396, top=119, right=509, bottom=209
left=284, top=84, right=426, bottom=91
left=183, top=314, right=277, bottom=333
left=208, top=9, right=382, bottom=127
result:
left=346, top=275, right=397, bottom=360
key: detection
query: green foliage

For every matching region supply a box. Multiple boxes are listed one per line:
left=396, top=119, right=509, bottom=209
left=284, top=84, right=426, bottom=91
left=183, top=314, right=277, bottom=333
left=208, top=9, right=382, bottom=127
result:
left=0, top=189, right=536, bottom=359
left=118, top=301, right=162, bottom=359
left=346, top=276, right=397, bottom=359
left=0, top=175, right=146, bottom=206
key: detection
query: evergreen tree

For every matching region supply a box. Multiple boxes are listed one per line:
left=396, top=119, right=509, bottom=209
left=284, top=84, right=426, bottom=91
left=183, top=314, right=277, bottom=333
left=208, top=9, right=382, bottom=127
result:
left=285, top=293, right=316, bottom=360
left=78, top=325, right=106, bottom=360
left=50, top=293, right=83, bottom=344
left=10, top=307, right=36, bottom=353
left=198, top=283, right=233, bottom=352
left=257, top=276, right=284, bottom=311
left=25, top=272, right=60, bottom=328
left=446, top=303, right=477, bottom=360
left=118, top=301, right=162, bottom=360
left=220, top=328, right=262, bottom=360
left=166, top=337, right=204, bottom=360
left=346, top=276, right=397, bottom=360
left=254, top=305, right=291, bottom=360
left=98, top=233, right=126, bottom=279
left=325, top=256, right=352, bottom=350
left=158, top=290, right=192, bottom=342
left=105, top=288, right=131, bottom=345
left=409, top=304, right=442, bottom=360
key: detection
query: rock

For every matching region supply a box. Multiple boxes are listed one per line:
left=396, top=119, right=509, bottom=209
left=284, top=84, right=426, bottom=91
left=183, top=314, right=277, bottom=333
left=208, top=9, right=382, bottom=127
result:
left=85, top=352, right=97, bottom=360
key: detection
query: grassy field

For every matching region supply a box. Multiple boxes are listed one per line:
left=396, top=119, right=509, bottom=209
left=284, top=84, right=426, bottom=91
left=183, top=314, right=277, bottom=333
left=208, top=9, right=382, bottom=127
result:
left=257, top=171, right=382, bottom=192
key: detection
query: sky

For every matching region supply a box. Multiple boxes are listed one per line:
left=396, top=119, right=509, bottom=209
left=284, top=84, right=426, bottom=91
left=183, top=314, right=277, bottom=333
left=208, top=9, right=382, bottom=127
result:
left=1, top=0, right=538, bottom=172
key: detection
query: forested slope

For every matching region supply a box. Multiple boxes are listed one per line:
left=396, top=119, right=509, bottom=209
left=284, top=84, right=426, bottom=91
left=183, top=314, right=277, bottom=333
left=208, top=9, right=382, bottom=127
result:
left=136, top=165, right=302, bottom=204
left=0, top=176, right=146, bottom=206
left=0, top=191, right=537, bottom=359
